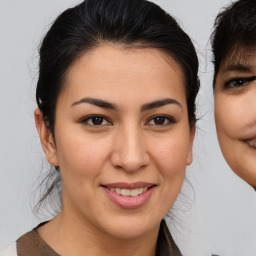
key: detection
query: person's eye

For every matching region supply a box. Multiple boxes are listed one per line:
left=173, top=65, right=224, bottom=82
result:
left=224, top=76, right=256, bottom=89
left=81, top=115, right=112, bottom=126
left=146, top=115, right=176, bottom=126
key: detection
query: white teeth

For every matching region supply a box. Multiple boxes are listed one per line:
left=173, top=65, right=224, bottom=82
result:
left=247, top=139, right=256, bottom=148
left=121, top=189, right=131, bottom=196
left=116, top=188, right=121, bottom=194
left=109, top=187, right=148, bottom=197
left=138, top=188, right=143, bottom=194
left=131, top=189, right=139, bottom=196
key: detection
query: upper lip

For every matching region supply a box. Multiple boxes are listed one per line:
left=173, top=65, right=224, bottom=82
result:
left=102, top=182, right=155, bottom=189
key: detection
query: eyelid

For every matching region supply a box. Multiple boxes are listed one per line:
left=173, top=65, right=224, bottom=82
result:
left=80, top=114, right=113, bottom=126
left=223, top=76, right=256, bottom=89
left=145, top=114, right=177, bottom=126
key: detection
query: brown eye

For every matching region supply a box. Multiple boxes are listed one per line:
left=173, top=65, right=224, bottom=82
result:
left=224, top=76, right=256, bottom=89
left=81, top=115, right=111, bottom=126
left=153, top=116, right=166, bottom=125
left=147, top=115, right=176, bottom=126
left=91, top=116, right=104, bottom=125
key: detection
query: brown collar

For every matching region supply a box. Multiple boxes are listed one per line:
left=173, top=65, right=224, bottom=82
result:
left=17, top=222, right=60, bottom=256
left=17, top=219, right=182, bottom=256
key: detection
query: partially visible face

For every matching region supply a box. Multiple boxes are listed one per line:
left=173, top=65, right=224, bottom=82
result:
left=215, top=49, right=256, bottom=188
left=45, top=46, right=194, bottom=239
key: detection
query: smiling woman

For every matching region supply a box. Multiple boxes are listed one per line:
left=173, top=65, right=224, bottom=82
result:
left=2, top=0, right=199, bottom=255
left=211, top=0, right=256, bottom=188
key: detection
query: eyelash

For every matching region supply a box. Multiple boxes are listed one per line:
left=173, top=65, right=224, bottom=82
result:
left=224, top=76, right=256, bottom=89
left=146, top=115, right=176, bottom=127
left=80, top=115, right=112, bottom=126
left=80, top=114, right=176, bottom=127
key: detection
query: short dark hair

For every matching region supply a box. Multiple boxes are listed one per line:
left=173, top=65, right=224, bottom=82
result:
left=211, top=0, right=256, bottom=87
left=35, top=0, right=200, bottom=212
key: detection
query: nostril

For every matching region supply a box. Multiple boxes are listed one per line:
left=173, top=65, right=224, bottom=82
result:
left=115, top=165, right=124, bottom=170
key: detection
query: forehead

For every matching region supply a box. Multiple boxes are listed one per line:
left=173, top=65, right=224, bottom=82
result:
left=61, top=45, right=186, bottom=101
left=71, top=45, right=182, bottom=75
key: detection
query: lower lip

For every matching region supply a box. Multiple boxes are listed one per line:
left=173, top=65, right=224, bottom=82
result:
left=102, top=186, right=155, bottom=209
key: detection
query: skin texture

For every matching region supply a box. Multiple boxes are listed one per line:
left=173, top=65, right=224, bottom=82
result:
left=215, top=51, right=256, bottom=188
left=35, top=45, right=195, bottom=256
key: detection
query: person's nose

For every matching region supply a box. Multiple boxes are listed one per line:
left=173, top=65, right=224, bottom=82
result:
left=110, top=125, right=150, bottom=173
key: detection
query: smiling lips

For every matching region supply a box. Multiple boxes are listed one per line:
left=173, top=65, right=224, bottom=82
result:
left=102, top=182, right=155, bottom=209
left=246, top=138, right=256, bottom=148
left=109, top=187, right=148, bottom=197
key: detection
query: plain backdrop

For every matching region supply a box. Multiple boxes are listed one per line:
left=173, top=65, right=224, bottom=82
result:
left=1, top=1, right=256, bottom=255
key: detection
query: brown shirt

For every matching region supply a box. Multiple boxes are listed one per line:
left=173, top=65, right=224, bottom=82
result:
left=16, top=220, right=182, bottom=256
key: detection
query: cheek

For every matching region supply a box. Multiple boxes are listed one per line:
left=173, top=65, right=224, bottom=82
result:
left=149, top=130, right=191, bottom=178
left=215, top=91, right=256, bottom=142
left=55, top=130, right=110, bottom=178
left=149, top=133, right=190, bottom=210
left=215, top=96, right=242, bottom=138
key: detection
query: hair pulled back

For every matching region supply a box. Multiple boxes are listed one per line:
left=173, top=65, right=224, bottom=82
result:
left=35, top=0, right=199, bottom=211
left=37, top=0, right=199, bottom=134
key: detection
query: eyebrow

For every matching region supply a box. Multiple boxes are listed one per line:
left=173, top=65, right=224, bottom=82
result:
left=71, top=97, right=182, bottom=111
left=71, top=97, right=117, bottom=110
left=141, top=98, right=182, bottom=112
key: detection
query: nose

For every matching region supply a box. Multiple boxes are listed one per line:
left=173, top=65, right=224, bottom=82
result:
left=110, top=126, right=150, bottom=172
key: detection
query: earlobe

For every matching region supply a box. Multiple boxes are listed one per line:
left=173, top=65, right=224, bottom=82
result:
left=186, top=125, right=195, bottom=166
left=186, top=151, right=193, bottom=166
left=34, top=109, right=59, bottom=167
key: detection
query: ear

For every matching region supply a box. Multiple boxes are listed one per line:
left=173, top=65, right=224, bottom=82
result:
left=186, top=124, right=195, bottom=166
left=34, top=109, right=59, bottom=167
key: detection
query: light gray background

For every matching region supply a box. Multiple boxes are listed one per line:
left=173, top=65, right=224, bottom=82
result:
left=1, top=1, right=256, bottom=255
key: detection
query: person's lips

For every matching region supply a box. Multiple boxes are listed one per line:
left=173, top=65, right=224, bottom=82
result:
left=246, top=137, right=256, bottom=148
left=101, top=182, right=156, bottom=208
left=102, top=182, right=155, bottom=197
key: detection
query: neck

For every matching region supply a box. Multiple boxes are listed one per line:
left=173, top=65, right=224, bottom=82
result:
left=38, top=212, right=160, bottom=256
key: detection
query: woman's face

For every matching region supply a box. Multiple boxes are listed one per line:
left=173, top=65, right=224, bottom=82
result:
left=38, top=46, right=194, bottom=239
left=215, top=50, right=256, bottom=187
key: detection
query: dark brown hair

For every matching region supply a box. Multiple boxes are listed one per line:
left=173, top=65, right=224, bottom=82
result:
left=35, top=0, right=200, bottom=212
left=211, top=0, right=256, bottom=87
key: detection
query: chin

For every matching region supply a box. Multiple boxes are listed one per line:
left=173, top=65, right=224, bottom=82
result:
left=100, top=215, right=159, bottom=240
